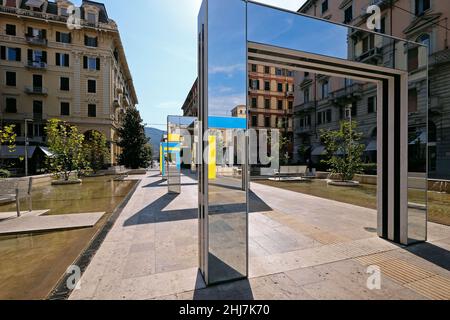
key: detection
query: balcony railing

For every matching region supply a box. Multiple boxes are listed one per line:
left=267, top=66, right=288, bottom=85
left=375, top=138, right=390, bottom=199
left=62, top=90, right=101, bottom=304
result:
left=26, top=61, right=47, bottom=69
left=25, top=86, right=48, bottom=95
left=294, top=101, right=315, bottom=113
left=355, top=47, right=383, bottom=63
left=296, top=126, right=312, bottom=134
left=26, top=35, right=48, bottom=46
left=330, top=83, right=363, bottom=102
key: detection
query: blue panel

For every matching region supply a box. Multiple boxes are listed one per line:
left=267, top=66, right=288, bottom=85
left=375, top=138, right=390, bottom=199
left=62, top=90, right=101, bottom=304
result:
left=208, top=116, right=247, bottom=129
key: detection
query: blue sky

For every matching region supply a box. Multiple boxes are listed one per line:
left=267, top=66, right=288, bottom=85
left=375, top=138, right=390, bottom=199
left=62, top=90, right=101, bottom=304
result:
left=74, top=0, right=307, bottom=129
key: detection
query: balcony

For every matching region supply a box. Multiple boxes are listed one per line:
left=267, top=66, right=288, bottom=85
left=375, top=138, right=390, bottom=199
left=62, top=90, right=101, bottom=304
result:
left=26, top=61, right=47, bottom=70
left=296, top=126, right=312, bottom=134
left=25, top=86, right=48, bottom=96
left=26, top=35, right=48, bottom=46
left=355, top=47, right=383, bottom=63
left=286, top=91, right=294, bottom=98
left=294, top=101, right=315, bottom=113
left=330, top=83, right=363, bottom=104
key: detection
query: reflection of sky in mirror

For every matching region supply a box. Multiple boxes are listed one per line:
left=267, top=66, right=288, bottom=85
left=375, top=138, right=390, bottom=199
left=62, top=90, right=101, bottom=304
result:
left=207, top=0, right=247, bottom=117
left=168, top=116, right=198, bottom=127
left=248, top=2, right=348, bottom=59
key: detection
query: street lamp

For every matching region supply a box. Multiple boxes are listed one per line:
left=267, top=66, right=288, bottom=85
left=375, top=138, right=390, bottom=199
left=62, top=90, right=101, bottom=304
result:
left=24, top=119, right=33, bottom=177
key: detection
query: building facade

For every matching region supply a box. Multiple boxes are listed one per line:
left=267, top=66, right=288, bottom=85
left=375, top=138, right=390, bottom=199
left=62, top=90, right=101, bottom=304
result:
left=0, top=0, right=138, bottom=169
left=296, top=0, right=450, bottom=179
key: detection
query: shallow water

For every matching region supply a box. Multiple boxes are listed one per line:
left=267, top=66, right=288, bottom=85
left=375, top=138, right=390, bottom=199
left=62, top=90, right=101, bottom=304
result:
left=0, top=176, right=137, bottom=300
left=256, top=179, right=450, bottom=226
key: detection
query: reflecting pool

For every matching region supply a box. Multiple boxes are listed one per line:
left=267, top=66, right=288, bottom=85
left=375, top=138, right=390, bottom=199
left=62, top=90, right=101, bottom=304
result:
left=0, top=176, right=137, bottom=300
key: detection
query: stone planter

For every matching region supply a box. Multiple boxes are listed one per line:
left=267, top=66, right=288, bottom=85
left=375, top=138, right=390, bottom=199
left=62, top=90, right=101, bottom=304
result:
left=51, top=179, right=82, bottom=186
left=327, top=180, right=360, bottom=187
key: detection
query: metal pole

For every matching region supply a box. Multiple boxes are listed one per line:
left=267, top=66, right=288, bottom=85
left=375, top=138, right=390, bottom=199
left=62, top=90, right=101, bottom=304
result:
left=25, top=120, right=28, bottom=177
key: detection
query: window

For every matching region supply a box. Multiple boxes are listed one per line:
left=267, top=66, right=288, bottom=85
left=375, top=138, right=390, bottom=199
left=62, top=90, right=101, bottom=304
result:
left=60, top=7, right=69, bottom=16
left=33, top=100, right=43, bottom=115
left=321, top=81, right=329, bottom=99
left=250, top=79, right=259, bottom=90
left=275, top=68, right=282, bottom=76
left=318, top=110, right=332, bottom=125
left=408, top=47, right=419, bottom=71
left=84, top=56, right=100, bottom=70
left=351, top=102, right=357, bottom=117
left=33, top=74, right=43, bottom=89
left=88, top=79, right=96, bottom=93
left=362, top=34, right=375, bottom=53
left=5, top=0, right=16, bottom=7
left=415, top=0, right=430, bottom=16
left=344, top=6, right=353, bottom=23
left=0, top=47, right=21, bottom=61
left=88, top=104, right=97, bottom=117
left=321, top=0, right=328, bottom=14
left=6, top=71, right=16, bottom=86
left=277, top=100, right=283, bottom=110
left=84, top=35, right=98, bottom=47
left=277, top=83, right=283, bottom=92
left=87, top=12, right=97, bottom=24
left=368, top=96, right=377, bottom=114
left=27, top=49, right=47, bottom=65
left=251, top=97, right=257, bottom=108
left=417, top=34, right=431, bottom=54
left=251, top=115, right=258, bottom=127
left=251, top=64, right=257, bottom=72
left=6, top=24, right=16, bottom=36
left=60, top=77, right=70, bottom=91
left=264, top=81, right=270, bottom=91
left=264, top=66, right=270, bottom=74
left=303, top=88, right=310, bottom=103
left=264, top=98, right=270, bottom=109
left=56, top=31, right=71, bottom=44
left=60, top=102, right=70, bottom=116
left=288, top=101, right=293, bottom=110
left=264, top=117, right=271, bottom=128
left=5, top=97, right=17, bottom=113
left=56, top=53, right=70, bottom=67
left=408, top=88, right=418, bottom=113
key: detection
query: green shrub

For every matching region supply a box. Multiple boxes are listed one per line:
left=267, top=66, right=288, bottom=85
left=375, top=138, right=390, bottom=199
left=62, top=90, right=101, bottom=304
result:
left=0, top=169, right=11, bottom=179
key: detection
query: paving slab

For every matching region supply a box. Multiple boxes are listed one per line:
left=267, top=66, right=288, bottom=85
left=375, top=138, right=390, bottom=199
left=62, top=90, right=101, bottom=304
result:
left=0, top=212, right=105, bottom=235
left=0, top=210, right=49, bottom=221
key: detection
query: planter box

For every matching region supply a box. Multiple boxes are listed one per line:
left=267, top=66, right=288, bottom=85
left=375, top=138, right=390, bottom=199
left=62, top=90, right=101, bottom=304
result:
left=51, top=179, right=82, bottom=186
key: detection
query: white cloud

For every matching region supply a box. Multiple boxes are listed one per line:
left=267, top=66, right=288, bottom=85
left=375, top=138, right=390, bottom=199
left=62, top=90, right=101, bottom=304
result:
left=210, top=64, right=245, bottom=77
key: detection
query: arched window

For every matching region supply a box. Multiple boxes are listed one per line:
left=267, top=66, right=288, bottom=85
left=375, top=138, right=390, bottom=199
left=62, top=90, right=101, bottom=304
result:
left=417, top=34, right=431, bottom=54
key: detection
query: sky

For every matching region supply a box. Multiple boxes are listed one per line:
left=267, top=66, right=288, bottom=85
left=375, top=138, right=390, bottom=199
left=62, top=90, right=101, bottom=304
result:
left=74, top=0, right=307, bottom=130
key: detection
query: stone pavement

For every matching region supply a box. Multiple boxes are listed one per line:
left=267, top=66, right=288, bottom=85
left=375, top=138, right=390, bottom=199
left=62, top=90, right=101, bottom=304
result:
left=70, top=172, right=450, bottom=300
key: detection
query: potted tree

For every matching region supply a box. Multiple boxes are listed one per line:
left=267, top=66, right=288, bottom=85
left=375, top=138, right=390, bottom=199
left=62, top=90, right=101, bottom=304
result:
left=320, top=120, right=365, bottom=187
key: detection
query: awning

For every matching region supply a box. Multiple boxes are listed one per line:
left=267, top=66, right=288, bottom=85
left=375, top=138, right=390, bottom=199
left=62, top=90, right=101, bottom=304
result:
left=365, top=140, right=377, bottom=152
left=0, top=146, right=36, bottom=159
left=410, top=131, right=427, bottom=145
left=39, top=146, right=54, bottom=157
left=25, top=0, right=45, bottom=8
left=311, top=146, right=326, bottom=156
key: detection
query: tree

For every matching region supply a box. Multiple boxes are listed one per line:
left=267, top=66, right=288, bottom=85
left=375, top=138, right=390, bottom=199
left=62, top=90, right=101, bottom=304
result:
left=117, top=108, right=152, bottom=169
left=0, top=125, right=17, bottom=174
left=84, top=131, right=110, bottom=174
left=45, top=119, right=89, bottom=181
left=320, top=120, right=365, bottom=181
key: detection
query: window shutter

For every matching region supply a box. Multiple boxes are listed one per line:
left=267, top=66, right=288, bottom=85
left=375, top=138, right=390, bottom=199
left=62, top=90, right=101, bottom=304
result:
left=42, top=29, right=47, bottom=39
left=1, top=46, right=6, bottom=60
left=84, top=35, right=88, bottom=46
left=56, top=53, right=60, bottom=66
left=28, top=49, right=33, bottom=62
left=95, top=37, right=98, bottom=47
left=83, top=56, right=88, bottom=69
left=15, top=48, right=21, bottom=62
left=257, top=80, right=260, bottom=90
left=56, top=31, right=60, bottom=42
left=27, top=27, right=32, bottom=36
left=42, top=51, right=47, bottom=63
left=68, top=33, right=72, bottom=43
left=65, top=54, right=70, bottom=67
left=96, top=57, right=100, bottom=70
